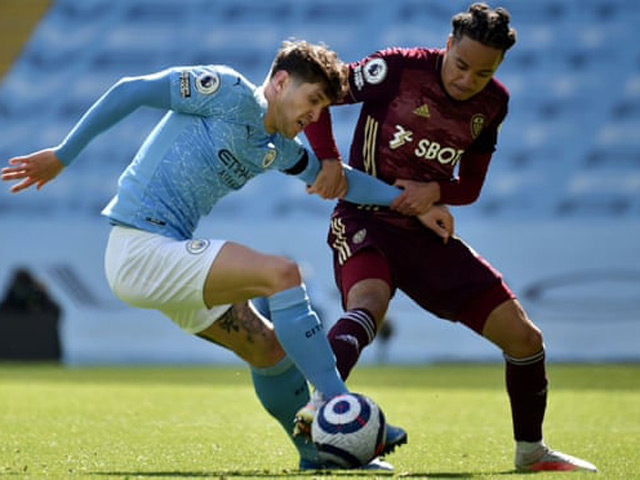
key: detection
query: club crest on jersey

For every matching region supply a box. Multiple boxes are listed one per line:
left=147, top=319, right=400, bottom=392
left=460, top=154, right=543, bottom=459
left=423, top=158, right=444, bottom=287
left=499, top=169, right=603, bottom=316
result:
left=195, top=72, right=220, bottom=95
left=352, top=228, right=367, bottom=244
left=363, top=58, right=387, bottom=85
left=185, top=239, right=210, bottom=255
left=470, top=114, right=486, bottom=139
left=262, top=148, right=277, bottom=168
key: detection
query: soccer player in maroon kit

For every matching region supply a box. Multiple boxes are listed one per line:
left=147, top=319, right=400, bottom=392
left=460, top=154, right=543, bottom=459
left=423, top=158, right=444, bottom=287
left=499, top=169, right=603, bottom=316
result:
left=304, top=2, right=597, bottom=473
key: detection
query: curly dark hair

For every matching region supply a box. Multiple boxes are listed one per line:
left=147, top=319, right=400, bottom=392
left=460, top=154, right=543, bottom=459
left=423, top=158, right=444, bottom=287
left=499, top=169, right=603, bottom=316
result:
left=451, top=3, right=517, bottom=52
left=270, top=39, right=346, bottom=103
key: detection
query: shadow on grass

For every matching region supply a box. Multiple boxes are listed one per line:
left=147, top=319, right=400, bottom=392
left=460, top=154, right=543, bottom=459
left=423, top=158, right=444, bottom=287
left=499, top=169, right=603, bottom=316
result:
left=397, top=472, right=519, bottom=478
left=91, top=470, right=390, bottom=478
left=90, top=469, right=520, bottom=478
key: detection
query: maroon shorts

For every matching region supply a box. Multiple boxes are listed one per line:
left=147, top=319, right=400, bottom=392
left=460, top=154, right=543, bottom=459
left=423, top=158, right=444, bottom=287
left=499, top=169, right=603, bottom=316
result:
left=328, top=206, right=515, bottom=334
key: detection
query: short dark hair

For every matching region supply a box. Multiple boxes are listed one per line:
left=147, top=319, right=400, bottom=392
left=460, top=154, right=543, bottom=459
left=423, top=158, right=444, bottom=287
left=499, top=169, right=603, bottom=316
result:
left=270, top=39, right=346, bottom=103
left=451, top=3, right=517, bottom=52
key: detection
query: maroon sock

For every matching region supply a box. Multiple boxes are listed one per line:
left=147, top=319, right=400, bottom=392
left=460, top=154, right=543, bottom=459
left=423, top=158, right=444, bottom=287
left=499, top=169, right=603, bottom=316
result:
left=328, top=308, right=377, bottom=380
left=505, top=349, right=548, bottom=442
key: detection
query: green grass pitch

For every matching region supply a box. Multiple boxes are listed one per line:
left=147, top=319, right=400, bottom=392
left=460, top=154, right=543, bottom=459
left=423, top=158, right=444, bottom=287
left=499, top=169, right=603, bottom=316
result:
left=1, top=363, right=639, bottom=479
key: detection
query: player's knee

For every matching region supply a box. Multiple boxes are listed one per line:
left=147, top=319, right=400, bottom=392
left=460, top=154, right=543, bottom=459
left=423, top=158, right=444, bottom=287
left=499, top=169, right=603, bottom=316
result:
left=511, top=323, right=544, bottom=357
left=527, top=325, right=544, bottom=353
left=263, top=256, right=302, bottom=295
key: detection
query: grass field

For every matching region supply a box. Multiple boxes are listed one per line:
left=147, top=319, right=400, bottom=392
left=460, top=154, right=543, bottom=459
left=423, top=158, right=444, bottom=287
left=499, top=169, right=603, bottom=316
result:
left=1, top=363, right=639, bottom=479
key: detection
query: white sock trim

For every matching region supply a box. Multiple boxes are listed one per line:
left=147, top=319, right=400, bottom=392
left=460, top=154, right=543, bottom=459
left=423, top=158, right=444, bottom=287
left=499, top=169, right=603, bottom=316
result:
left=342, top=309, right=376, bottom=343
left=504, top=348, right=545, bottom=366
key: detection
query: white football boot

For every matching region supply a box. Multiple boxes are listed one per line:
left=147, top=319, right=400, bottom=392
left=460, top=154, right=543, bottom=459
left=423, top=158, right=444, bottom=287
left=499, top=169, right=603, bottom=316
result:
left=516, top=443, right=597, bottom=473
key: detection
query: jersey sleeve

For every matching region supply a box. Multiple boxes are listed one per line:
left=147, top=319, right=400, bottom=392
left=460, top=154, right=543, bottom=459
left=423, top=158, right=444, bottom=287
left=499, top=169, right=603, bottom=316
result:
left=168, top=65, right=244, bottom=117
left=437, top=151, right=492, bottom=205
left=344, top=48, right=412, bottom=104
left=304, top=108, right=341, bottom=160
left=468, top=97, right=508, bottom=154
left=304, top=48, right=418, bottom=160
left=54, top=71, right=172, bottom=166
left=438, top=84, right=509, bottom=205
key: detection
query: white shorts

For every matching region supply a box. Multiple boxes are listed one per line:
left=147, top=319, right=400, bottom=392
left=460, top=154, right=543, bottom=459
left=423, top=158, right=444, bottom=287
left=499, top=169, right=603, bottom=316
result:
left=104, top=225, right=231, bottom=333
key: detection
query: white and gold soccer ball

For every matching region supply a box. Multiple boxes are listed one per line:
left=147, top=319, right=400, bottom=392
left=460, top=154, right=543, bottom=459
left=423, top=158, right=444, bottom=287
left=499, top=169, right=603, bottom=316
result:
left=311, top=393, right=387, bottom=468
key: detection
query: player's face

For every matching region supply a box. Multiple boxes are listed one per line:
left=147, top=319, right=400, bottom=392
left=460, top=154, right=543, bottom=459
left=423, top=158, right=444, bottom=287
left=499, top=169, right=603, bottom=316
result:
left=272, top=73, right=331, bottom=138
left=441, top=34, right=503, bottom=101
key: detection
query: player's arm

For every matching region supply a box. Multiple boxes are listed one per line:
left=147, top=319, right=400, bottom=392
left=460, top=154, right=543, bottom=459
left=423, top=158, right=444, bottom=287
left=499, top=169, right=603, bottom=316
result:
left=292, top=151, right=453, bottom=239
left=287, top=150, right=401, bottom=207
left=1, top=72, right=172, bottom=192
left=304, top=50, right=402, bottom=165
left=433, top=102, right=506, bottom=206
left=55, top=72, right=172, bottom=166
left=393, top=100, right=505, bottom=212
left=390, top=151, right=491, bottom=215
left=304, top=51, right=405, bottom=201
left=435, top=151, right=492, bottom=205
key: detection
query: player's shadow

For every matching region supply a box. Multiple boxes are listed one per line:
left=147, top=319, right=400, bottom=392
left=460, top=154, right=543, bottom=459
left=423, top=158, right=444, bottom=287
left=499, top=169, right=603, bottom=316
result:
left=91, top=471, right=391, bottom=478
left=397, top=472, right=519, bottom=478
left=92, top=469, right=518, bottom=478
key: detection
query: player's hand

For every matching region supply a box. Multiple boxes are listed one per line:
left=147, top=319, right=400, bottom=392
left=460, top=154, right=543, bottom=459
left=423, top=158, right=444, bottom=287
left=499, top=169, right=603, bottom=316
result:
left=417, top=204, right=454, bottom=244
left=1, top=148, right=64, bottom=193
left=390, top=179, right=441, bottom=216
left=306, top=158, right=347, bottom=199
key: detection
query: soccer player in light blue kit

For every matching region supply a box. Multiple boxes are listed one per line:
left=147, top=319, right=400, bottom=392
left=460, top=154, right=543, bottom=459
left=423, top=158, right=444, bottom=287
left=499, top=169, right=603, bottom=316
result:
left=3, top=40, right=451, bottom=470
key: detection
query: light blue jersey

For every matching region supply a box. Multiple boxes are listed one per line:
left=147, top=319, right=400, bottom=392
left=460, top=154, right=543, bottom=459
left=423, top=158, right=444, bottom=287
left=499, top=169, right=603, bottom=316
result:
left=103, top=66, right=315, bottom=240
left=54, top=65, right=401, bottom=241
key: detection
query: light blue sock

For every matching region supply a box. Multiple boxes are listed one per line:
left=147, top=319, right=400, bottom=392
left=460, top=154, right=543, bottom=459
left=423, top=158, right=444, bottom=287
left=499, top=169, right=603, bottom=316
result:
left=268, top=284, right=348, bottom=398
left=250, top=356, right=320, bottom=464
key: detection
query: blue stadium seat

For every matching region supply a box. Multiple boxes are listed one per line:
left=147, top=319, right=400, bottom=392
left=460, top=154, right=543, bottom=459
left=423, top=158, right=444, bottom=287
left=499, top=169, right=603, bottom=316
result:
left=1, top=0, right=638, bottom=219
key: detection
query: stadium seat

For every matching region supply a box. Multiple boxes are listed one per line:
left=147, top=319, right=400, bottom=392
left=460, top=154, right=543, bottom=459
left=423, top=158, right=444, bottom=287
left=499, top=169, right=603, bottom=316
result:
left=0, top=0, right=638, bottom=219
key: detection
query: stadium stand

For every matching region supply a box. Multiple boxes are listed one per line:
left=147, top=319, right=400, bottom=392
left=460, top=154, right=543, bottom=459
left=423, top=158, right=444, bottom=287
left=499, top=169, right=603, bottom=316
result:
left=1, top=1, right=638, bottom=364
left=0, top=0, right=51, bottom=78
left=0, top=0, right=638, bottom=219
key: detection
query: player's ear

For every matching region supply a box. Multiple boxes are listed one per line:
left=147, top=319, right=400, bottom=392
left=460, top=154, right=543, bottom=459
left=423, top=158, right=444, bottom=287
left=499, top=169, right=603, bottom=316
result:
left=272, top=70, right=290, bottom=93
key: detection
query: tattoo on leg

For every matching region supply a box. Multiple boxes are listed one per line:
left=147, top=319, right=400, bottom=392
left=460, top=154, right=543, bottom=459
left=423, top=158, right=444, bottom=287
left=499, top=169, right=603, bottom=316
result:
left=232, top=302, right=268, bottom=343
left=211, top=302, right=269, bottom=341
left=218, top=307, right=240, bottom=334
left=196, top=302, right=282, bottom=362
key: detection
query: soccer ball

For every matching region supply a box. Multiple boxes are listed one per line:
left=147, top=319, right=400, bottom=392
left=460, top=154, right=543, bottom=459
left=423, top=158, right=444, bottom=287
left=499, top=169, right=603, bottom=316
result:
left=311, top=393, right=387, bottom=468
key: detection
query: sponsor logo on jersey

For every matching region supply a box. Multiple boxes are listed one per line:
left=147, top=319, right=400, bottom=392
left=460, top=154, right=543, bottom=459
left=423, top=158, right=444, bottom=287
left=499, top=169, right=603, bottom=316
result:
left=179, top=71, right=191, bottom=98
left=352, top=228, right=367, bottom=244
left=470, top=113, right=486, bottom=139
left=363, top=58, right=387, bottom=85
left=388, top=123, right=465, bottom=166
left=413, top=104, right=431, bottom=118
left=414, top=138, right=464, bottom=165
left=262, top=144, right=277, bottom=168
left=389, top=125, right=413, bottom=150
left=195, top=72, right=220, bottom=95
left=185, top=238, right=210, bottom=255
left=217, top=149, right=253, bottom=189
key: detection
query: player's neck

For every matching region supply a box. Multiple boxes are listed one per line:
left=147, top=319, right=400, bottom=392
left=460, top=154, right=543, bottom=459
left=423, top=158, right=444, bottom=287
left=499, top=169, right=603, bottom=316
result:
left=261, top=82, right=278, bottom=134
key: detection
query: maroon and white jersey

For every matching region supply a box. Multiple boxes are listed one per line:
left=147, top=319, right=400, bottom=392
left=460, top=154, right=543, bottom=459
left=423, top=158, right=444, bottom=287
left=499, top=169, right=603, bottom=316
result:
left=307, top=46, right=509, bottom=209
